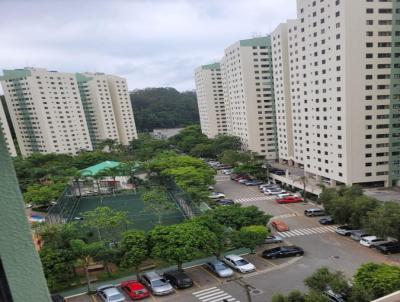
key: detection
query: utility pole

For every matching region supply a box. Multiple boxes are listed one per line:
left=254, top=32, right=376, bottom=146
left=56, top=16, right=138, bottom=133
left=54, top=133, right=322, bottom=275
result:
left=228, top=277, right=256, bottom=302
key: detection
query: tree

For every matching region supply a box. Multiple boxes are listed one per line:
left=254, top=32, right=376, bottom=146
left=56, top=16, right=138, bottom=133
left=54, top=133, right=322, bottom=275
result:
left=83, top=207, right=129, bottom=241
left=142, top=188, right=174, bottom=225
left=232, top=225, right=268, bottom=253
left=207, top=204, right=271, bottom=230
left=121, top=230, right=148, bottom=280
left=103, top=166, right=124, bottom=194
left=219, top=150, right=251, bottom=167
left=295, top=176, right=310, bottom=202
left=40, top=247, right=75, bottom=290
left=129, top=133, right=170, bottom=161
left=92, top=245, right=122, bottom=277
left=35, top=223, right=79, bottom=249
left=304, top=291, right=329, bottom=302
left=354, top=262, right=400, bottom=299
left=304, top=267, right=350, bottom=295
left=23, top=182, right=66, bottom=206
left=363, top=202, right=400, bottom=241
left=70, top=239, right=103, bottom=292
left=149, top=222, right=217, bottom=271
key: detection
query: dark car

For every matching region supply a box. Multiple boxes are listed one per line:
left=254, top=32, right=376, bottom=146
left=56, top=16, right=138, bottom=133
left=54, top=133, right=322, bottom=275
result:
left=375, top=241, right=400, bottom=254
left=323, top=289, right=347, bottom=302
left=319, top=216, right=334, bottom=225
left=271, top=169, right=285, bottom=176
left=216, top=199, right=235, bottom=206
left=163, top=270, right=193, bottom=289
left=51, top=295, right=65, bottom=302
left=262, top=246, right=304, bottom=259
left=244, top=180, right=264, bottom=186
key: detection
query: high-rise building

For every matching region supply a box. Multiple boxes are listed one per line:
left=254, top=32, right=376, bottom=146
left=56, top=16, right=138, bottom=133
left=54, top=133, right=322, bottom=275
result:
left=222, top=36, right=277, bottom=159
left=194, top=63, right=228, bottom=138
left=271, top=0, right=400, bottom=187
left=0, top=130, right=52, bottom=301
left=0, top=100, right=17, bottom=156
left=0, top=68, right=138, bottom=157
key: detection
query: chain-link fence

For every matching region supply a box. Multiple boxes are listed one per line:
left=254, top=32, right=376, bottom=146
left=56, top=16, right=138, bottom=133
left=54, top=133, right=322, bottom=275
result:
left=46, top=185, right=79, bottom=223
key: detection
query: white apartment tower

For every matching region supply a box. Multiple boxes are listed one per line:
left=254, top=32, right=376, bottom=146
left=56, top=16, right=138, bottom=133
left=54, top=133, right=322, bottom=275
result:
left=0, top=68, right=138, bottom=157
left=222, top=37, right=277, bottom=159
left=0, top=68, right=93, bottom=156
left=0, top=100, right=17, bottom=156
left=271, top=0, right=400, bottom=187
left=194, top=63, right=228, bottom=138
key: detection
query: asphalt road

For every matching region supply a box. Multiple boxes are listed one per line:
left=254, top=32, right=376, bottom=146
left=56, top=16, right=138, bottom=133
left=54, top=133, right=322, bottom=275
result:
left=68, top=172, right=399, bottom=302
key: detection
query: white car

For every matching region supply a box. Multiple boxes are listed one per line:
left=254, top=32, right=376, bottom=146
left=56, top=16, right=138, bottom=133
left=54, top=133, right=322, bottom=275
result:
left=276, top=193, right=292, bottom=198
left=97, top=285, right=126, bottom=302
left=359, top=236, right=387, bottom=248
left=222, top=169, right=232, bottom=175
left=238, top=178, right=250, bottom=184
left=264, top=188, right=285, bottom=195
left=208, top=192, right=226, bottom=199
left=223, top=254, right=256, bottom=273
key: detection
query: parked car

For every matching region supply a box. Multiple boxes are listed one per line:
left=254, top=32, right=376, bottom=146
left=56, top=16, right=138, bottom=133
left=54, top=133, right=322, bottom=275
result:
left=375, top=241, right=400, bottom=254
left=360, top=236, right=387, bottom=248
left=349, top=230, right=371, bottom=241
left=208, top=185, right=214, bottom=190
left=140, top=271, right=174, bottom=296
left=223, top=254, right=256, bottom=273
left=262, top=246, right=304, bottom=259
left=216, top=199, right=235, bottom=206
left=264, top=188, right=285, bottom=195
left=323, top=289, right=347, bottom=302
left=276, top=196, right=303, bottom=204
left=304, top=208, right=326, bottom=217
left=259, top=183, right=279, bottom=189
left=208, top=192, right=226, bottom=199
left=335, top=225, right=360, bottom=236
left=163, top=270, right=193, bottom=289
left=238, top=178, right=252, bottom=184
left=265, top=234, right=283, bottom=244
left=121, top=280, right=150, bottom=300
left=51, top=295, right=65, bottom=302
left=317, top=216, right=334, bottom=225
left=206, top=260, right=234, bottom=278
left=245, top=180, right=264, bottom=186
left=270, top=169, right=285, bottom=176
left=234, top=175, right=249, bottom=181
left=276, top=193, right=292, bottom=198
left=222, top=169, right=232, bottom=175
left=97, top=285, right=126, bottom=302
left=270, top=220, right=290, bottom=232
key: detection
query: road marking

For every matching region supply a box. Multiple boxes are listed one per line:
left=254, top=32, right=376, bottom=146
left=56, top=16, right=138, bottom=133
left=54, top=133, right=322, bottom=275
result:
left=277, top=225, right=338, bottom=238
left=90, top=295, right=98, bottom=302
left=273, top=213, right=297, bottom=219
left=193, top=280, right=201, bottom=288
left=193, top=287, right=240, bottom=302
left=235, top=196, right=275, bottom=203
left=199, top=266, right=222, bottom=283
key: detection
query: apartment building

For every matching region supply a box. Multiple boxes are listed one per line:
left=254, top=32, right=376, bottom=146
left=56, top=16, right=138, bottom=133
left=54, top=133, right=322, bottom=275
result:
left=0, top=68, right=138, bottom=157
left=76, top=73, right=137, bottom=148
left=0, top=100, right=17, bottom=156
left=194, top=63, right=228, bottom=138
left=271, top=0, right=400, bottom=187
left=222, top=37, right=277, bottom=159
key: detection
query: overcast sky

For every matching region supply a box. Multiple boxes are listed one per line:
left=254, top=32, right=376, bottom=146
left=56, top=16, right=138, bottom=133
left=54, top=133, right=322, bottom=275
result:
left=0, top=0, right=296, bottom=92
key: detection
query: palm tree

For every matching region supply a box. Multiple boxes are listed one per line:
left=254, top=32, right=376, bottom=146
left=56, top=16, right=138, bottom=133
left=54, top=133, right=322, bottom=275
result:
left=296, top=175, right=310, bottom=202
left=103, top=166, right=123, bottom=195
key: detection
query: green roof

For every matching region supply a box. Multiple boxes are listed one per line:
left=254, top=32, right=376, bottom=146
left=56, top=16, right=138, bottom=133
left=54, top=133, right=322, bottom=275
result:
left=202, top=63, right=220, bottom=70
left=240, top=36, right=271, bottom=47
left=80, top=161, right=121, bottom=176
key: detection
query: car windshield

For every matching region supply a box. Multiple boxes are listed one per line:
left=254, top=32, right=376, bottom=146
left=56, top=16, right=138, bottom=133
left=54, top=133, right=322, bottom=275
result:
left=135, top=289, right=147, bottom=294
left=182, top=278, right=192, bottom=283
left=234, top=259, right=249, bottom=266
left=214, top=263, right=227, bottom=270
left=152, top=279, right=167, bottom=287
left=110, top=293, right=124, bottom=301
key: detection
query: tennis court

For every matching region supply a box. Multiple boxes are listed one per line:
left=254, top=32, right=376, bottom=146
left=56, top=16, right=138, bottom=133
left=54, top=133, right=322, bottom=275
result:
left=70, top=191, right=186, bottom=230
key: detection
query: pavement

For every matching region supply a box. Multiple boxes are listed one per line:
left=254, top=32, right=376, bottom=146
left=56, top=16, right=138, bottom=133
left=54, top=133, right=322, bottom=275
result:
left=66, top=172, right=400, bottom=302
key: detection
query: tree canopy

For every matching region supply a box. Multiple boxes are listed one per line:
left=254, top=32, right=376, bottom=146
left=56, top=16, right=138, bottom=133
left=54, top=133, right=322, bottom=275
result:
left=130, top=88, right=199, bottom=132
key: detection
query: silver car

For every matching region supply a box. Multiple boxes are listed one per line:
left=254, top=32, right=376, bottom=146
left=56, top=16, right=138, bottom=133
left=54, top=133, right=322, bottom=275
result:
left=97, top=285, right=126, bottom=302
left=206, top=260, right=234, bottom=278
left=141, top=271, right=174, bottom=296
left=350, top=230, right=371, bottom=241
left=265, top=235, right=283, bottom=244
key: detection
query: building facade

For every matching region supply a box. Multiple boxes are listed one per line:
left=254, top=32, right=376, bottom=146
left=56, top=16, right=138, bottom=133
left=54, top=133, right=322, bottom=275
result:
left=270, top=0, right=400, bottom=187
left=222, top=36, right=277, bottom=159
left=0, top=68, right=138, bottom=157
left=0, top=100, right=17, bottom=156
left=194, top=63, right=228, bottom=138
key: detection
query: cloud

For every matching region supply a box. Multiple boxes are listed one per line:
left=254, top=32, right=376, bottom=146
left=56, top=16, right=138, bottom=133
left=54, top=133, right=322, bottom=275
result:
left=0, top=0, right=296, bottom=92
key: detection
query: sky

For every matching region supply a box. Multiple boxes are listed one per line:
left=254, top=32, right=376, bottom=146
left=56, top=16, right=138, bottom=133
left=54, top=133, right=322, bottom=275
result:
left=0, top=0, right=297, bottom=92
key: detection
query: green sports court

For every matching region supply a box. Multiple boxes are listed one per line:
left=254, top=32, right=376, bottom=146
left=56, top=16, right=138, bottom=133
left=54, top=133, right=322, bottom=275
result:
left=70, top=191, right=186, bottom=230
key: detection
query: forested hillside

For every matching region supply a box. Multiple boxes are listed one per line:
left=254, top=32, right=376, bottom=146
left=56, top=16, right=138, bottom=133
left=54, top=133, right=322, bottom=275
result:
left=130, top=88, right=199, bottom=132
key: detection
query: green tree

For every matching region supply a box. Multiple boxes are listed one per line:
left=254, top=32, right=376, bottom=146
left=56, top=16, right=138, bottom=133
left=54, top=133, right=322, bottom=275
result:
left=207, top=204, right=271, bottom=230
left=40, top=247, right=75, bottom=290
left=121, top=230, right=148, bottom=279
left=354, top=262, right=400, bottom=299
left=70, top=239, right=103, bottom=292
left=129, top=133, right=169, bottom=161
left=92, top=245, right=122, bottom=277
left=304, top=291, right=329, bottom=302
left=363, top=202, right=400, bottom=241
left=83, top=207, right=129, bottom=241
left=35, top=223, right=79, bottom=249
left=23, top=182, right=66, bottom=206
left=149, top=222, right=217, bottom=271
left=142, top=188, right=174, bottom=224
left=219, top=150, right=251, bottom=167
left=232, top=225, right=268, bottom=253
left=304, top=267, right=350, bottom=295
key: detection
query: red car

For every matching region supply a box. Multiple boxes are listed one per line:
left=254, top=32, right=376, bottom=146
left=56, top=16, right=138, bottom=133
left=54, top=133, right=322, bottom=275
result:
left=121, top=280, right=150, bottom=300
left=271, top=220, right=290, bottom=232
left=276, top=196, right=303, bottom=204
